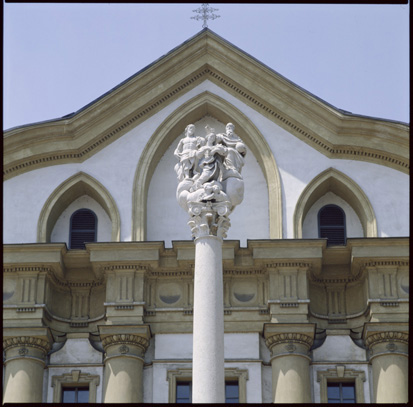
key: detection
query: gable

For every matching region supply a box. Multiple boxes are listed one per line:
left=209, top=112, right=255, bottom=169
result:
left=3, top=29, right=409, bottom=180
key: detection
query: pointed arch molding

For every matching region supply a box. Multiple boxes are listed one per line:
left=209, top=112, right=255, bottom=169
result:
left=132, top=91, right=282, bottom=240
left=293, top=168, right=377, bottom=238
left=37, top=172, right=121, bottom=243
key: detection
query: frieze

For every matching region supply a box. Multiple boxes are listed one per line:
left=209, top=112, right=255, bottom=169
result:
left=265, top=262, right=312, bottom=269
left=103, top=264, right=149, bottom=272
left=223, top=268, right=266, bottom=276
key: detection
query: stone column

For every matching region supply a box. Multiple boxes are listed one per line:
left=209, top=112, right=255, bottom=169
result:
left=99, top=325, right=150, bottom=403
left=174, top=122, right=247, bottom=403
left=192, top=232, right=225, bottom=403
left=3, top=328, right=53, bottom=403
left=264, top=323, right=315, bottom=403
left=363, top=323, right=408, bottom=403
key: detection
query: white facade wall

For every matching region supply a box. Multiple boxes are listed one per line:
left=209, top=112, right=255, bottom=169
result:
left=3, top=81, right=409, bottom=246
left=51, top=195, right=112, bottom=246
left=45, top=337, right=104, bottom=403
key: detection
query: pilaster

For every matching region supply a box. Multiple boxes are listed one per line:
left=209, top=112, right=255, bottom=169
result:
left=99, top=325, right=151, bottom=403
left=264, top=323, right=315, bottom=403
left=3, top=327, right=53, bottom=403
left=363, top=322, right=408, bottom=403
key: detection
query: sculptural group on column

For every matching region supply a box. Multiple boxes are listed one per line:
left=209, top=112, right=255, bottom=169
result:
left=174, top=122, right=246, bottom=238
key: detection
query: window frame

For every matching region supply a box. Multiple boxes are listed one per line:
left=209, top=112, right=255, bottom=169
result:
left=318, top=204, right=347, bottom=246
left=167, top=367, right=248, bottom=403
left=317, top=366, right=366, bottom=403
left=51, top=370, right=100, bottom=403
left=69, top=208, right=98, bottom=249
left=61, top=385, right=90, bottom=403
left=326, top=381, right=356, bottom=403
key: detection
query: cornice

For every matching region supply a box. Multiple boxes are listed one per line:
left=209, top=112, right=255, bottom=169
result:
left=4, top=31, right=409, bottom=179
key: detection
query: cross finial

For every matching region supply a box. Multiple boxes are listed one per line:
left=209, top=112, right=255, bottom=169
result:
left=191, top=3, right=220, bottom=28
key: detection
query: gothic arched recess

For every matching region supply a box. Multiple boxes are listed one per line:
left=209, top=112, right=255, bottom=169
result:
left=132, top=91, right=282, bottom=240
left=293, top=168, right=377, bottom=239
left=37, top=172, right=121, bottom=243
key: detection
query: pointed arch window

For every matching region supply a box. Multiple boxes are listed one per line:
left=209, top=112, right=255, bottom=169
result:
left=69, top=209, right=97, bottom=249
left=318, top=204, right=346, bottom=246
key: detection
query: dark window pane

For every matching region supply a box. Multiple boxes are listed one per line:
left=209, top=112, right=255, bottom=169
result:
left=77, top=389, right=89, bottom=403
left=318, top=205, right=346, bottom=246
left=327, top=383, right=340, bottom=400
left=176, top=382, right=191, bottom=403
left=225, top=383, right=239, bottom=398
left=62, top=389, right=76, bottom=403
left=70, top=209, right=97, bottom=249
left=342, top=383, right=355, bottom=401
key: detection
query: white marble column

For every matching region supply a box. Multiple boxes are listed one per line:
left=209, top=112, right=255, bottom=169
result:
left=192, top=234, right=225, bottom=403
left=174, top=122, right=246, bottom=403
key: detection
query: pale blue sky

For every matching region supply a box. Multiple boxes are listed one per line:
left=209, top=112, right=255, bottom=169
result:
left=3, top=3, right=409, bottom=130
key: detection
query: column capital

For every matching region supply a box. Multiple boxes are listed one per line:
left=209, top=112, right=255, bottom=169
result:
left=98, top=325, right=151, bottom=357
left=263, top=323, right=316, bottom=356
left=362, top=322, right=408, bottom=348
left=362, top=322, right=408, bottom=361
left=3, top=327, right=53, bottom=355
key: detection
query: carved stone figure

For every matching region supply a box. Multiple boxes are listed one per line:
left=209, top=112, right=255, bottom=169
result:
left=175, top=122, right=246, bottom=238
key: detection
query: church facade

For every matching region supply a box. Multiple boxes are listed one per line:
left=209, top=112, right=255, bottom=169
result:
left=3, top=29, right=409, bottom=403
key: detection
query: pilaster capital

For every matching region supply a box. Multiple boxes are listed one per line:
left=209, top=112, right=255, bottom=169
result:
left=362, top=322, right=408, bottom=348
left=263, top=323, right=316, bottom=358
left=362, top=322, right=408, bottom=360
left=3, top=327, right=53, bottom=362
left=98, top=325, right=151, bottom=358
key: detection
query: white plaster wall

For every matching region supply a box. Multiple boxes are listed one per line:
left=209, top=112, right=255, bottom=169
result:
left=302, top=192, right=364, bottom=239
left=50, top=337, right=103, bottom=364
left=154, top=333, right=260, bottom=360
left=312, top=335, right=367, bottom=362
left=50, top=195, right=112, bottom=246
left=46, top=337, right=103, bottom=403
left=147, top=116, right=269, bottom=247
left=4, top=80, right=409, bottom=244
left=143, top=365, right=153, bottom=403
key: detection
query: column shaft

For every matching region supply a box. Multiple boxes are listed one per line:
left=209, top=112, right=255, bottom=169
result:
left=192, top=235, right=225, bottom=403
left=99, top=326, right=150, bottom=404
left=3, top=332, right=52, bottom=403
left=3, top=356, right=45, bottom=402
left=103, top=355, right=144, bottom=403
left=371, top=353, right=407, bottom=403
left=271, top=354, right=311, bottom=403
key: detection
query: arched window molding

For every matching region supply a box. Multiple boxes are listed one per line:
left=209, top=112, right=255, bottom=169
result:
left=132, top=91, right=282, bottom=240
left=37, top=172, right=120, bottom=243
left=294, top=168, right=377, bottom=239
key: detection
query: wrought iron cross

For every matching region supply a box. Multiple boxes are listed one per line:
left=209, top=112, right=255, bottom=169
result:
left=191, top=4, right=220, bottom=28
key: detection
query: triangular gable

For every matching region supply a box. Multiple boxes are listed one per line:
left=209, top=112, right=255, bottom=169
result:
left=4, top=29, right=409, bottom=179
